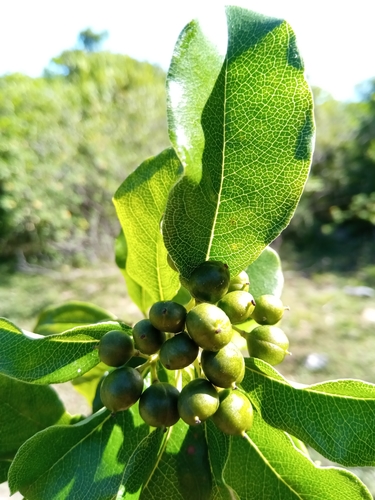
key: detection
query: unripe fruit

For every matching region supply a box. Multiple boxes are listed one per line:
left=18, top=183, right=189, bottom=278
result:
left=149, top=301, right=187, bottom=333
left=217, top=291, right=256, bottom=325
left=186, top=303, right=233, bottom=351
left=201, top=342, right=245, bottom=388
left=139, top=382, right=180, bottom=427
left=228, top=270, right=250, bottom=293
left=211, top=389, right=253, bottom=436
left=246, top=325, right=289, bottom=366
left=100, top=366, right=144, bottom=414
left=98, top=330, right=135, bottom=367
left=159, top=332, right=199, bottom=370
left=132, top=319, right=166, bottom=355
left=187, top=260, right=230, bottom=303
left=178, top=378, right=219, bottom=425
left=251, top=294, right=285, bottom=325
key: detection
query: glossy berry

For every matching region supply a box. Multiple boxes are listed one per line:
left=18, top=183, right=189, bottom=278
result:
left=217, top=291, right=256, bottom=325
left=139, top=382, right=180, bottom=427
left=186, top=303, right=233, bottom=351
left=100, top=366, right=144, bottom=414
left=251, top=294, right=285, bottom=325
left=246, top=325, right=289, bottom=366
left=132, top=319, right=166, bottom=355
left=159, top=332, right=199, bottom=370
left=211, top=389, right=253, bottom=436
left=187, top=260, right=230, bottom=303
left=228, top=270, right=250, bottom=293
left=149, top=300, right=187, bottom=333
left=98, top=330, right=135, bottom=367
left=201, top=342, right=245, bottom=388
left=178, top=378, right=219, bottom=425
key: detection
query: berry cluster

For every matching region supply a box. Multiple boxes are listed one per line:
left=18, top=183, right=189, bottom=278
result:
left=97, top=260, right=289, bottom=437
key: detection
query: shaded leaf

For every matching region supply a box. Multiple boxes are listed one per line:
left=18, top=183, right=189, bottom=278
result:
left=206, top=414, right=371, bottom=499
left=114, top=148, right=183, bottom=305
left=71, top=363, right=109, bottom=406
left=0, top=317, right=128, bottom=383
left=0, top=373, right=70, bottom=460
left=0, top=460, right=12, bottom=484
left=246, top=246, right=284, bottom=299
left=242, top=357, right=375, bottom=466
left=163, top=6, right=314, bottom=279
left=34, top=301, right=116, bottom=335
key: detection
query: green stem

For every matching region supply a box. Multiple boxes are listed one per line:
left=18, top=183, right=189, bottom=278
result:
left=232, top=325, right=248, bottom=338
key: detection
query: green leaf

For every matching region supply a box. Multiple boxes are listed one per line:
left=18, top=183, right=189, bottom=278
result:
left=246, top=246, right=284, bottom=299
left=34, top=301, right=116, bottom=335
left=0, top=317, right=128, bottom=384
left=0, top=459, right=12, bottom=484
left=242, top=357, right=375, bottom=466
left=114, top=148, right=183, bottom=306
left=206, top=414, right=371, bottom=499
left=71, top=363, right=108, bottom=406
left=163, top=6, right=314, bottom=279
left=0, top=373, right=70, bottom=460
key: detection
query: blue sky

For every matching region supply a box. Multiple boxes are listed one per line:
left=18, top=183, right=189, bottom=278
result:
left=1, top=0, right=374, bottom=101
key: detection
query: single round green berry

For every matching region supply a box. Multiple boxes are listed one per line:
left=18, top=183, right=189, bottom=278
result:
left=159, top=332, right=199, bottom=370
left=217, top=291, right=256, bottom=325
left=98, top=330, right=135, bottom=367
left=178, top=378, right=219, bottom=425
left=149, top=301, right=187, bottom=333
left=246, top=325, right=289, bottom=366
left=187, top=260, right=230, bottom=303
left=100, top=366, right=144, bottom=414
left=211, top=389, right=253, bottom=436
left=132, top=319, right=166, bottom=355
left=251, top=294, right=285, bottom=325
left=201, top=342, right=245, bottom=388
left=186, top=303, right=233, bottom=351
left=139, top=382, right=180, bottom=427
left=228, top=270, right=250, bottom=293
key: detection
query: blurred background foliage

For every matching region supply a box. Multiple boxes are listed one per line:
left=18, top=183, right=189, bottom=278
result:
left=0, top=29, right=374, bottom=271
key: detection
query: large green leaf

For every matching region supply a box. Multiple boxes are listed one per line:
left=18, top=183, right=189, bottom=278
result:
left=246, top=246, right=284, bottom=299
left=0, top=317, right=128, bottom=384
left=114, top=148, right=183, bottom=306
left=34, top=301, right=116, bottom=335
left=0, top=373, right=70, bottom=460
left=206, top=415, right=371, bottom=499
left=0, top=459, right=11, bottom=484
left=163, top=6, right=314, bottom=279
left=242, top=358, right=375, bottom=466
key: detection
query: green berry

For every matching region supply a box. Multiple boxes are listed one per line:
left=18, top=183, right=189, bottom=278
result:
left=139, top=382, right=180, bottom=427
left=149, top=300, right=187, bottom=333
left=98, top=330, right=135, bottom=367
left=159, top=332, right=199, bottom=370
left=228, top=270, right=250, bottom=292
left=100, top=366, right=144, bottom=414
left=211, top=389, right=253, bottom=436
left=217, top=291, right=256, bottom=324
left=187, top=260, right=230, bottom=303
left=178, top=378, right=219, bottom=425
left=201, top=342, right=245, bottom=388
left=251, top=294, right=285, bottom=325
left=186, top=303, right=233, bottom=351
left=246, top=325, right=289, bottom=366
left=132, top=319, right=166, bottom=355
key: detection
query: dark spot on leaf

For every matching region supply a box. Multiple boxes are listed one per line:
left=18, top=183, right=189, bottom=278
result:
left=187, top=445, right=195, bottom=455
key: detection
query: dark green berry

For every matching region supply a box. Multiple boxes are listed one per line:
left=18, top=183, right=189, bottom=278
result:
left=186, top=303, right=233, bottom=351
left=251, top=294, right=285, bottom=325
left=100, top=366, right=144, bottom=414
left=98, top=330, right=135, bottom=367
left=139, top=382, right=180, bottom=427
left=246, top=325, right=289, bottom=366
left=187, top=260, right=230, bottom=303
left=211, top=389, right=253, bottom=436
left=149, top=300, right=187, bottom=333
left=228, top=270, right=250, bottom=292
left=217, top=291, right=256, bottom=324
left=178, top=378, right=219, bottom=425
left=201, top=342, right=245, bottom=388
left=159, top=332, right=199, bottom=370
left=132, top=319, right=166, bottom=355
